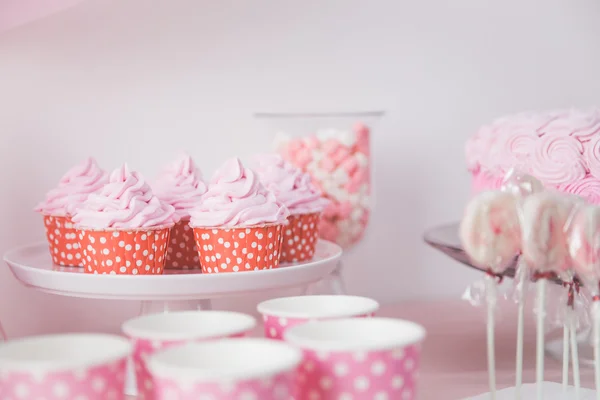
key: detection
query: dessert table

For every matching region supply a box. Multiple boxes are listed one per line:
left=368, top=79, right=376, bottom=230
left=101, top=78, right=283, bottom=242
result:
left=122, top=298, right=595, bottom=399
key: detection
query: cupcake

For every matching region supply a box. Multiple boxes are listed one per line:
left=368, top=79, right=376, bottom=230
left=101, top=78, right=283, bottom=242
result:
left=153, top=154, right=207, bottom=270
left=71, top=164, right=179, bottom=275
left=252, top=154, right=329, bottom=262
left=35, top=157, right=108, bottom=266
left=189, top=158, right=289, bottom=273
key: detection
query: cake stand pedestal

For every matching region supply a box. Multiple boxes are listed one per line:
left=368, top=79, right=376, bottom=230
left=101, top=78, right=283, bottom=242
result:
left=423, top=222, right=591, bottom=366
left=3, top=239, right=342, bottom=396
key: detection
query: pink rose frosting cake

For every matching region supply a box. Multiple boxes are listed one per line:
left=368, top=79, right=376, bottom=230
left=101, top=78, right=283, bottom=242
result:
left=189, top=158, right=289, bottom=228
left=251, top=154, right=329, bottom=215
left=72, top=164, right=179, bottom=229
left=189, top=158, right=289, bottom=274
left=35, top=157, right=108, bottom=217
left=467, top=108, right=600, bottom=203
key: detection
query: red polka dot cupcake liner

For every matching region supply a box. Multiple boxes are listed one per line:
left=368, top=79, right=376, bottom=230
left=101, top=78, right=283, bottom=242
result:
left=281, top=212, right=320, bottom=263
left=192, top=224, right=284, bottom=273
left=42, top=215, right=82, bottom=267
left=77, top=225, right=172, bottom=275
left=165, top=218, right=201, bottom=270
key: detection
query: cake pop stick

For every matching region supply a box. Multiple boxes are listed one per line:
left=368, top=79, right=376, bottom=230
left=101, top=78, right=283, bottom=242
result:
left=569, top=205, right=600, bottom=400
left=559, top=196, right=586, bottom=397
left=500, top=169, right=544, bottom=400
left=460, top=191, right=521, bottom=400
left=522, top=193, right=574, bottom=400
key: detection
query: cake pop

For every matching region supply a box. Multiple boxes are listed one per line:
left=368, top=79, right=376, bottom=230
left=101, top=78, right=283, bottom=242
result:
left=522, top=192, right=576, bottom=400
left=569, top=205, right=600, bottom=400
left=499, top=170, right=544, bottom=399
left=460, top=190, right=521, bottom=400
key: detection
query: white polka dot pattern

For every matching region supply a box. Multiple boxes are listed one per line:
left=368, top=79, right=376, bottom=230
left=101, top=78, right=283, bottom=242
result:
left=294, top=345, right=421, bottom=400
left=43, top=215, right=82, bottom=267
left=152, top=371, right=296, bottom=400
left=165, top=219, right=201, bottom=270
left=0, top=358, right=127, bottom=400
left=77, top=226, right=171, bottom=275
left=280, top=213, right=320, bottom=263
left=193, top=224, right=283, bottom=273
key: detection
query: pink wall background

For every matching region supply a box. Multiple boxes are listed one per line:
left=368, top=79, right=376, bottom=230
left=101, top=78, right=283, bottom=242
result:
left=0, top=0, right=81, bottom=32
left=1, top=0, right=600, bottom=338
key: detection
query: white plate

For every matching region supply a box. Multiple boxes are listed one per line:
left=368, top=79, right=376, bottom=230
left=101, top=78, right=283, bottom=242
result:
left=3, top=240, right=342, bottom=301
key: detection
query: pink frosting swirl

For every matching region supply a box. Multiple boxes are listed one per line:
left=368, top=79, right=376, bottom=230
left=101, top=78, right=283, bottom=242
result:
left=153, top=154, right=208, bottom=220
left=541, top=108, right=600, bottom=141
left=35, top=157, right=108, bottom=216
left=72, top=164, right=179, bottom=229
left=559, top=177, right=600, bottom=204
left=584, top=135, right=600, bottom=179
left=529, top=134, right=587, bottom=186
left=251, top=154, right=329, bottom=215
left=189, top=158, right=289, bottom=228
left=492, top=130, right=538, bottom=173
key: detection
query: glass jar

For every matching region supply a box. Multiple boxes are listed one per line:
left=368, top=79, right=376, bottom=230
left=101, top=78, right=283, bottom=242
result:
left=255, top=111, right=383, bottom=249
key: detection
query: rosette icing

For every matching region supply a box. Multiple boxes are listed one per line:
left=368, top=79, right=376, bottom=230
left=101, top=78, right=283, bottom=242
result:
left=468, top=108, right=600, bottom=204
left=72, top=164, right=179, bottom=229
left=35, top=157, right=108, bottom=216
left=153, top=154, right=208, bottom=220
left=251, top=154, right=329, bottom=214
left=189, top=158, right=289, bottom=228
left=529, top=134, right=586, bottom=186
left=584, top=135, right=600, bottom=179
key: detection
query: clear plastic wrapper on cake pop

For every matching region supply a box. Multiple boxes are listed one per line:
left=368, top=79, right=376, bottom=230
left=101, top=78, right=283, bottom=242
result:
left=499, top=168, right=542, bottom=306
left=528, top=194, right=589, bottom=325
left=499, top=167, right=545, bottom=198
left=545, top=280, right=592, bottom=331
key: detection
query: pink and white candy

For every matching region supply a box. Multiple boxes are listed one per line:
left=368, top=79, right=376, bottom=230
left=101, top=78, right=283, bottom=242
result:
left=276, top=123, right=371, bottom=248
left=521, top=193, right=576, bottom=274
left=569, top=205, right=600, bottom=287
left=459, top=191, right=521, bottom=273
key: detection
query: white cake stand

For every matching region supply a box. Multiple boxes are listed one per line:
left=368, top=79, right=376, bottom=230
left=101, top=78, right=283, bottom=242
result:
left=424, top=222, right=591, bottom=366
left=4, top=239, right=342, bottom=313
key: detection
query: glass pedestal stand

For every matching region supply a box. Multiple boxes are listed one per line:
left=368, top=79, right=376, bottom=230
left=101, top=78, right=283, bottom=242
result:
left=424, top=222, right=594, bottom=366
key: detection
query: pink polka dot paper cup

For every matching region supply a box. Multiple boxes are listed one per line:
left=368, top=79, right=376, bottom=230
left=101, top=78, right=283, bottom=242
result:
left=165, top=218, right=200, bottom=270
left=284, top=317, right=426, bottom=400
left=42, top=214, right=82, bottom=267
left=192, top=224, right=284, bottom=273
left=77, top=224, right=172, bottom=275
left=0, top=333, right=131, bottom=400
left=281, top=212, right=321, bottom=263
left=257, top=295, right=379, bottom=340
left=121, top=310, right=256, bottom=399
left=148, top=338, right=302, bottom=400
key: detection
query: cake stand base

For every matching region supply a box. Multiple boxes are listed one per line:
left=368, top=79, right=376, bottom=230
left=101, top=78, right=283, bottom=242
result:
left=139, top=299, right=213, bottom=315
left=304, top=260, right=347, bottom=295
